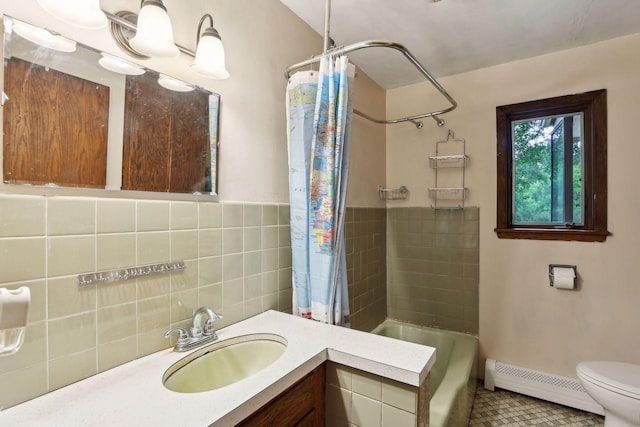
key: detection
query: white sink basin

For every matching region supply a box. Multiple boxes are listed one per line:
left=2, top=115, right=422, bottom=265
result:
left=162, top=333, right=287, bottom=393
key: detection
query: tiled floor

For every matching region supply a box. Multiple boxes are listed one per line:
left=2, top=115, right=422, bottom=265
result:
left=468, top=384, right=604, bottom=426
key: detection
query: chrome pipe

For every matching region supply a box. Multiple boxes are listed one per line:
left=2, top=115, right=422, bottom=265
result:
left=285, top=40, right=458, bottom=126
left=323, top=0, right=331, bottom=52
left=103, top=10, right=196, bottom=57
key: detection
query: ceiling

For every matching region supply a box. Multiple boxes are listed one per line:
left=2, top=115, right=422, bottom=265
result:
left=279, top=0, right=640, bottom=89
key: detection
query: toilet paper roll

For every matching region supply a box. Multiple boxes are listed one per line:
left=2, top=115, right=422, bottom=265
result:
left=552, top=267, right=576, bottom=289
left=0, top=287, right=30, bottom=329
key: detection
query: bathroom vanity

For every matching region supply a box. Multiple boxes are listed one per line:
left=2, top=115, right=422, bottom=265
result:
left=237, top=364, right=325, bottom=426
left=0, top=310, right=435, bottom=426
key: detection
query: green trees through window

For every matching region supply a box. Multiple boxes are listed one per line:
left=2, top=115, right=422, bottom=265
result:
left=513, top=114, right=583, bottom=225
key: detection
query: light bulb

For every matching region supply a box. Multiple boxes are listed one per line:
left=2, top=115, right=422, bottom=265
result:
left=130, top=0, right=180, bottom=58
left=36, top=0, right=107, bottom=30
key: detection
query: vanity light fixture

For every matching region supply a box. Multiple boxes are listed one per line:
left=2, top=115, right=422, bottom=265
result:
left=129, top=0, right=180, bottom=58
left=191, top=14, right=230, bottom=79
left=98, top=53, right=146, bottom=76
left=35, top=0, right=230, bottom=79
left=11, top=20, right=77, bottom=53
left=157, top=74, right=194, bottom=92
left=35, top=0, right=107, bottom=30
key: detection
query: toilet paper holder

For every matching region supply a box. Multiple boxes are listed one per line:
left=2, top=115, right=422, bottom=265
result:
left=548, top=264, right=577, bottom=288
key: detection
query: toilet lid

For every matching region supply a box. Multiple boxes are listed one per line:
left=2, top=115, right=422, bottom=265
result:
left=578, top=361, right=640, bottom=399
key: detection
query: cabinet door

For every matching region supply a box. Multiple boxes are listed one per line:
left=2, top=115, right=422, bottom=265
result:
left=121, top=73, right=171, bottom=192
left=168, top=89, right=210, bottom=193
left=121, top=73, right=210, bottom=193
left=3, top=57, right=109, bottom=188
left=294, top=409, right=319, bottom=427
left=237, top=364, right=325, bottom=427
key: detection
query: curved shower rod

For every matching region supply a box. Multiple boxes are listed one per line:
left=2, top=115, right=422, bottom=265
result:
left=285, top=40, right=457, bottom=129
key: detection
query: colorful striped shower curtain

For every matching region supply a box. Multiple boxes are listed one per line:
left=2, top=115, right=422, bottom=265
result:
left=286, top=55, right=355, bottom=326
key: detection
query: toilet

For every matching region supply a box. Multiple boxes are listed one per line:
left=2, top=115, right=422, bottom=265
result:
left=577, top=361, right=640, bottom=427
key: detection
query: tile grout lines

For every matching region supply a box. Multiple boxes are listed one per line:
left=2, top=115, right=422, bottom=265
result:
left=468, top=382, right=604, bottom=426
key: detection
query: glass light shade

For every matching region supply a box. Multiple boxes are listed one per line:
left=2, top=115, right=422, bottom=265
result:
left=12, top=21, right=76, bottom=53
left=36, top=0, right=107, bottom=30
left=191, top=32, right=229, bottom=79
left=158, top=74, right=193, bottom=92
left=99, top=53, right=145, bottom=76
left=130, top=1, right=180, bottom=58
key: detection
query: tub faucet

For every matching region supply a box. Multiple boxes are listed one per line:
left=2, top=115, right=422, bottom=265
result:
left=164, top=307, right=223, bottom=352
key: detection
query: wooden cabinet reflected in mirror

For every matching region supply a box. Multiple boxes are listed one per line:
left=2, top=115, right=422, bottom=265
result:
left=3, top=56, right=109, bottom=188
left=122, top=72, right=212, bottom=193
left=2, top=16, right=220, bottom=196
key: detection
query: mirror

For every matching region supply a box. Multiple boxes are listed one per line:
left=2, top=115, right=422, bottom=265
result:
left=2, top=16, right=219, bottom=195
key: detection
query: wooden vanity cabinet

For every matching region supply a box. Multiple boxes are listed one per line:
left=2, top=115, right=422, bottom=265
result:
left=237, top=364, right=325, bottom=427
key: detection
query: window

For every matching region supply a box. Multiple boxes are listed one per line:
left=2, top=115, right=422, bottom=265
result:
left=496, top=90, right=608, bottom=242
left=512, top=113, right=583, bottom=225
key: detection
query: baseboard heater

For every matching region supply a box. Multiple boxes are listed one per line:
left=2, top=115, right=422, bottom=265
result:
left=484, top=358, right=604, bottom=416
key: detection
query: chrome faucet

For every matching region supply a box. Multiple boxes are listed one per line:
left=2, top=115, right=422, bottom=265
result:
left=190, top=306, right=222, bottom=338
left=164, top=307, right=223, bottom=352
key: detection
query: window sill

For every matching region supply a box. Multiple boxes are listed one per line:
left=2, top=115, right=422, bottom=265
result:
left=495, top=228, right=609, bottom=242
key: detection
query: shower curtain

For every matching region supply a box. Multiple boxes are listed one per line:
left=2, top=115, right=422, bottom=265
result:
left=286, top=55, right=355, bottom=326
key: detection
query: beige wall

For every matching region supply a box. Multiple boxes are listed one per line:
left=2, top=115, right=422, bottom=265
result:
left=0, top=0, right=386, bottom=205
left=209, top=0, right=385, bottom=205
left=387, top=33, right=640, bottom=378
left=0, top=0, right=387, bottom=409
left=348, top=69, right=387, bottom=207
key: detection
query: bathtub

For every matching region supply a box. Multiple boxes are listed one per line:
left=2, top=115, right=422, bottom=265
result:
left=371, top=320, right=478, bottom=427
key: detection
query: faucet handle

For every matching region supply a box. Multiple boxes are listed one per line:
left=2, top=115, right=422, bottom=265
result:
left=203, top=312, right=223, bottom=336
left=164, top=327, right=189, bottom=345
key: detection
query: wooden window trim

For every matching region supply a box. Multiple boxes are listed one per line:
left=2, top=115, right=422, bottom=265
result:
left=495, top=89, right=608, bottom=242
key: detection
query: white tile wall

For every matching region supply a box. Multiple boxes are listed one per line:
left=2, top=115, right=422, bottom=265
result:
left=325, top=362, right=427, bottom=427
